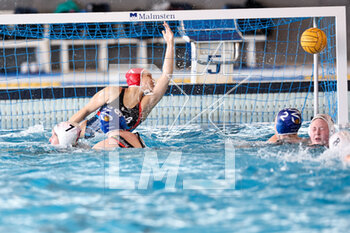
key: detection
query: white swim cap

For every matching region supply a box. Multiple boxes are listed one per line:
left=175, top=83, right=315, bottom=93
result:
left=53, top=122, right=81, bottom=147
left=329, top=130, right=350, bottom=150
left=308, top=114, right=335, bottom=136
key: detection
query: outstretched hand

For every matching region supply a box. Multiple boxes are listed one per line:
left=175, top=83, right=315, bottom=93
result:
left=162, top=22, right=174, bottom=44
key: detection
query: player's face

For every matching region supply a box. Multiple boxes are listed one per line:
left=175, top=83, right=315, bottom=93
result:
left=309, top=119, right=329, bottom=146
left=49, top=130, right=59, bottom=145
left=141, top=71, right=155, bottom=93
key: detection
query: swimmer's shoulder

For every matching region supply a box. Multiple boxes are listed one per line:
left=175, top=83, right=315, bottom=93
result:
left=271, top=136, right=308, bottom=145
left=299, top=137, right=310, bottom=144
left=267, top=134, right=278, bottom=143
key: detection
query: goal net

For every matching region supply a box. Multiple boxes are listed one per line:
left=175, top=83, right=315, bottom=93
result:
left=0, top=7, right=347, bottom=129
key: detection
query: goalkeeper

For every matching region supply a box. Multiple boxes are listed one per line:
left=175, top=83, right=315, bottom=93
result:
left=52, top=22, right=174, bottom=149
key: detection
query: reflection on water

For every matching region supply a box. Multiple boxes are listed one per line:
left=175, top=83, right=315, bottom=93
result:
left=0, top=123, right=349, bottom=233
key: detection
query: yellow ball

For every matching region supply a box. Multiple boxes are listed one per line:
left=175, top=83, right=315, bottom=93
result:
left=300, top=28, right=327, bottom=54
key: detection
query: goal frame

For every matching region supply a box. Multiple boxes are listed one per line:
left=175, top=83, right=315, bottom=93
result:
left=0, top=6, right=347, bottom=126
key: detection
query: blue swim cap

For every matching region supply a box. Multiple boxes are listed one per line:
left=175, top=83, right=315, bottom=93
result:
left=276, top=108, right=302, bottom=135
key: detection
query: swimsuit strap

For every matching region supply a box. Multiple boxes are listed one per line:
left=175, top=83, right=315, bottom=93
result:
left=110, top=132, right=145, bottom=148
left=118, top=88, right=126, bottom=108
left=110, top=135, right=134, bottom=148
left=134, top=132, right=146, bottom=148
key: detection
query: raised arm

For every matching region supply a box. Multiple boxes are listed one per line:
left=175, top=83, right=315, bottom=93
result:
left=69, top=86, right=121, bottom=124
left=143, top=22, right=174, bottom=110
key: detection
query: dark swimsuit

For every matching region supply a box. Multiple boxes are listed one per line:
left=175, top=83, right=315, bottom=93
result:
left=85, top=88, right=143, bottom=138
left=110, top=132, right=146, bottom=148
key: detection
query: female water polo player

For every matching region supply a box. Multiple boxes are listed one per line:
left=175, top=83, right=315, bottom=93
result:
left=49, top=121, right=145, bottom=149
left=308, top=113, right=335, bottom=147
left=267, top=108, right=307, bottom=144
left=49, top=122, right=81, bottom=147
left=54, top=22, right=174, bottom=149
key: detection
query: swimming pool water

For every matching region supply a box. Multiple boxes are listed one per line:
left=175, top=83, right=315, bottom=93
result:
left=0, top=124, right=349, bottom=233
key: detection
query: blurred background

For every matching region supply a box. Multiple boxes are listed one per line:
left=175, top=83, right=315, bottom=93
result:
left=0, top=0, right=348, bottom=57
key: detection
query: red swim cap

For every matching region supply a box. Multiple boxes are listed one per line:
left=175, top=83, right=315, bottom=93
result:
left=125, top=68, right=144, bottom=86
